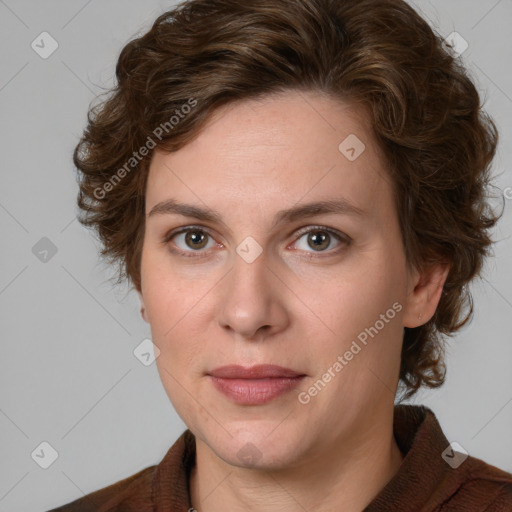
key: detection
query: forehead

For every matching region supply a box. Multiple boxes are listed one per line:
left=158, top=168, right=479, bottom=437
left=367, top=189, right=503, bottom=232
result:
left=145, top=90, right=393, bottom=222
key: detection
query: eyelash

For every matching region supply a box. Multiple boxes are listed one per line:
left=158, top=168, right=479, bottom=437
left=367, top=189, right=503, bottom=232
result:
left=162, top=225, right=351, bottom=259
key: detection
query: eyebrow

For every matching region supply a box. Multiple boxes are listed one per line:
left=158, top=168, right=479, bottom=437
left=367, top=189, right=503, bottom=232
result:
left=148, top=198, right=366, bottom=228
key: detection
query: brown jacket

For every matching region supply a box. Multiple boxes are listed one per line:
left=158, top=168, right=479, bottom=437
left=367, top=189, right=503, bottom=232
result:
left=48, top=405, right=512, bottom=511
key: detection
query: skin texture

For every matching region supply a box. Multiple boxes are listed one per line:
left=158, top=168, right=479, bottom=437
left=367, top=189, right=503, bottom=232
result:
left=138, top=90, right=449, bottom=512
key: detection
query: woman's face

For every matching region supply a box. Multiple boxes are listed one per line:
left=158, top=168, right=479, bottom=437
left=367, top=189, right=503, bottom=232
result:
left=139, top=90, right=422, bottom=469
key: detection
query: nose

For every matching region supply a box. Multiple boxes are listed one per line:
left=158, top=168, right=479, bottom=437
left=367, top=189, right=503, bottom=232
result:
left=217, top=246, right=289, bottom=341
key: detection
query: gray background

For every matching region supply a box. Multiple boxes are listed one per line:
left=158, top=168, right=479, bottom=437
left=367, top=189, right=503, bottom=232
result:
left=0, top=1, right=511, bottom=510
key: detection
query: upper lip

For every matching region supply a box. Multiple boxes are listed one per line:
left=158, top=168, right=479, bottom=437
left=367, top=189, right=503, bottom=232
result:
left=208, top=364, right=304, bottom=379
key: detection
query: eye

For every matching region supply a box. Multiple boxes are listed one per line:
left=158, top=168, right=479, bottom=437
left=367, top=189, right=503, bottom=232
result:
left=164, top=226, right=219, bottom=258
left=292, top=226, right=349, bottom=255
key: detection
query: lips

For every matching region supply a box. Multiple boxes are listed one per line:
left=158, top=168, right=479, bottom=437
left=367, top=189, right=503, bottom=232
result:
left=207, top=364, right=306, bottom=405
left=208, top=364, right=303, bottom=379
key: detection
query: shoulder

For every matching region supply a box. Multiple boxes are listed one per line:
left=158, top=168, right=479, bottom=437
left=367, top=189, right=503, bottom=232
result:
left=386, top=405, right=512, bottom=511
left=444, top=455, right=512, bottom=510
left=487, top=482, right=512, bottom=509
left=46, top=465, right=157, bottom=512
left=46, top=429, right=195, bottom=512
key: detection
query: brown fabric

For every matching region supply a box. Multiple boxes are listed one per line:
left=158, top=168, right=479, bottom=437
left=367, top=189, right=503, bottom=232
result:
left=48, top=405, right=512, bottom=511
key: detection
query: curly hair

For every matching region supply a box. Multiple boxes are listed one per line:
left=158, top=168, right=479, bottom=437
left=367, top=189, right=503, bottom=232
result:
left=74, top=0, right=502, bottom=400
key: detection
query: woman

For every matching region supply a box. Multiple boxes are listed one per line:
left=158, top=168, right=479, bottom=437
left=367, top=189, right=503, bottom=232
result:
left=49, top=0, right=512, bottom=510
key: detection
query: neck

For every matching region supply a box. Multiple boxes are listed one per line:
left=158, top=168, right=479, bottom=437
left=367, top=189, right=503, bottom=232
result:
left=189, top=410, right=403, bottom=512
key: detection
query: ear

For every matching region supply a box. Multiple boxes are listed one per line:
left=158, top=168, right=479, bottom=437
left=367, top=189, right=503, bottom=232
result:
left=402, top=260, right=450, bottom=328
left=137, top=290, right=148, bottom=323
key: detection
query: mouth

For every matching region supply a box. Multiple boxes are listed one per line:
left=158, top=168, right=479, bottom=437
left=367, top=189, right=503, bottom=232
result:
left=207, top=364, right=306, bottom=405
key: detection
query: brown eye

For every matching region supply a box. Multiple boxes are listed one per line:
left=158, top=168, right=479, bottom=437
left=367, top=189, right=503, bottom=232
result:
left=165, top=227, right=217, bottom=257
left=307, top=231, right=331, bottom=251
left=293, top=226, right=351, bottom=255
left=184, top=230, right=209, bottom=250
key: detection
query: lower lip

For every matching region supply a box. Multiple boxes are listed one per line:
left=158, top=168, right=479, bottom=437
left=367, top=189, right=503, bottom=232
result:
left=209, top=376, right=305, bottom=405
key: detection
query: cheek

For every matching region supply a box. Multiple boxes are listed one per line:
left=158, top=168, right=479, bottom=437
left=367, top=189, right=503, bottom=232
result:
left=141, top=248, right=202, bottom=333
left=298, top=256, right=404, bottom=343
left=338, top=258, right=406, bottom=375
left=140, top=248, right=214, bottom=354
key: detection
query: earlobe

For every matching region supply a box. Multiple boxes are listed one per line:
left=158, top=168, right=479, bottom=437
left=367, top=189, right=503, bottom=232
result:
left=137, top=290, right=148, bottom=323
left=402, top=261, right=450, bottom=328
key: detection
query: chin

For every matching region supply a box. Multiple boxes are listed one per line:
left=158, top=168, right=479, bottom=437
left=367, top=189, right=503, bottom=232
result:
left=203, top=419, right=306, bottom=470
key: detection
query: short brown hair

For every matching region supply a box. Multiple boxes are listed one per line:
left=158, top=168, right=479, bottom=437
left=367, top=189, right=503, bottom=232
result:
left=74, top=0, right=502, bottom=400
